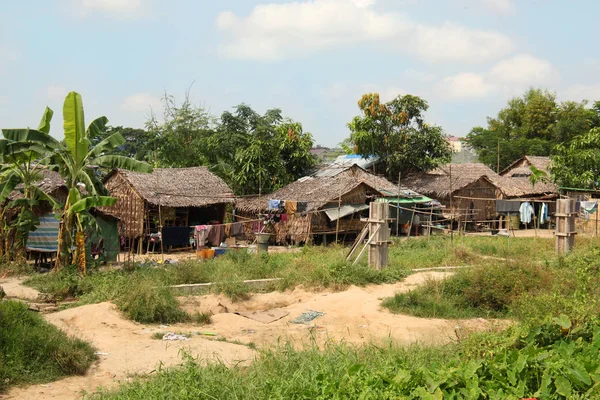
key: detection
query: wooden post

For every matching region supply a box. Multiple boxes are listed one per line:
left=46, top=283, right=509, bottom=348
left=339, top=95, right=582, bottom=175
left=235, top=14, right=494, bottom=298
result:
left=335, top=184, right=342, bottom=244
left=556, top=199, right=576, bottom=255
left=396, top=172, right=401, bottom=239
left=596, top=204, right=598, bottom=238
left=407, top=205, right=416, bottom=240
left=368, top=202, right=389, bottom=270
left=449, top=165, right=454, bottom=245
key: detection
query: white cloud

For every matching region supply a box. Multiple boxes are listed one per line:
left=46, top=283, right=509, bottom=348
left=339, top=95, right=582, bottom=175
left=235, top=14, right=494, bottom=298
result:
left=482, top=0, right=516, bottom=15
left=489, top=54, right=558, bottom=86
left=324, top=82, right=407, bottom=103
left=435, top=54, right=558, bottom=100
left=437, top=73, right=495, bottom=99
left=121, top=93, right=161, bottom=113
left=216, top=0, right=513, bottom=63
left=68, top=0, right=142, bottom=17
left=46, top=85, right=69, bottom=102
left=562, top=84, right=600, bottom=102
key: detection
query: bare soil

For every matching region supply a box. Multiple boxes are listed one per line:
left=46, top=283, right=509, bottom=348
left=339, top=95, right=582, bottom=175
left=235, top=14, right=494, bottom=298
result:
left=3, top=271, right=503, bottom=400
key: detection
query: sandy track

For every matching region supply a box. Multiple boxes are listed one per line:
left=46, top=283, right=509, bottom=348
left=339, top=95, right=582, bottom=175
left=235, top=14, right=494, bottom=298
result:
left=4, top=271, right=502, bottom=400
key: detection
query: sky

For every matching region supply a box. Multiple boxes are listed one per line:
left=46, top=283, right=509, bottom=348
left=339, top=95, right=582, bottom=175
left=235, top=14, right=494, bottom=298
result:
left=1, top=0, right=599, bottom=147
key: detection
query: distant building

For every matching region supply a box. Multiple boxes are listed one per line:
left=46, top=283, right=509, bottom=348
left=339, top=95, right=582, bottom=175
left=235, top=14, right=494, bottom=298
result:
left=447, top=136, right=463, bottom=153
left=310, top=145, right=346, bottom=163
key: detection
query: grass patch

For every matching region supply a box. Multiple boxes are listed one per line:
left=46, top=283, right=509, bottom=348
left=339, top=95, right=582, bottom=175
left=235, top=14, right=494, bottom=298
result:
left=0, top=259, right=34, bottom=277
left=0, top=300, right=96, bottom=393
left=116, top=280, right=189, bottom=324
left=96, top=318, right=600, bottom=399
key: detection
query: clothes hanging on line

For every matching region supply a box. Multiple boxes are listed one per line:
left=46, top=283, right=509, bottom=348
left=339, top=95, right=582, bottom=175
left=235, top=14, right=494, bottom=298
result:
left=207, top=224, right=225, bottom=246
left=539, top=203, right=549, bottom=225
left=162, top=227, right=192, bottom=247
left=496, top=200, right=521, bottom=214
left=230, top=222, right=244, bottom=237
left=580, top=201, right=598, bottom=213
left=285, top=201, right=297, bottom=215
left=194, top=225, right=211, bottom=249
left=297, top=202, right=308, bottom=213
left=519, top=202, right=534, bottom=224
left=269, top=199, right=281, bottom=210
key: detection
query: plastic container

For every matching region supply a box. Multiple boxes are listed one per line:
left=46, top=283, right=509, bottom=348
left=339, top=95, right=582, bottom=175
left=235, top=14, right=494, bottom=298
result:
left=256, top=233, right=271, bottom=253
left=205, top=249, right=215, bottom=259
left=214, top=248, right=227, bottom=257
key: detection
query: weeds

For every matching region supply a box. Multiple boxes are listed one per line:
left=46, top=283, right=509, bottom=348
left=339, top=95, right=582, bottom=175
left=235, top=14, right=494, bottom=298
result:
left=116, top=280, right=188, bottom=324
left=0, top=300, right=96, bottom=393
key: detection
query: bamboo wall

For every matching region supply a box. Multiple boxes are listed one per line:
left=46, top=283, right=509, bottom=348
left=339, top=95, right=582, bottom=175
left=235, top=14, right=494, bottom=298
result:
left=101, top=172, right=145, bottom=238
left=441, top=178, right=498, bottom=221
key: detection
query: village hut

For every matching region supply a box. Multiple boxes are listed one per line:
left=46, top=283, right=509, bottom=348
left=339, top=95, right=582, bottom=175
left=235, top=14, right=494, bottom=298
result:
left=497, top=155, right=558, bottom=198
left=403, top=163, right=502, bottom=222
left=101, top=167, right=234, bottom=251
left=236, top=164, right=425, bottom=244
left=7, top=168, right=68, bottom=207
left=404, top=161, right=559, bottom=226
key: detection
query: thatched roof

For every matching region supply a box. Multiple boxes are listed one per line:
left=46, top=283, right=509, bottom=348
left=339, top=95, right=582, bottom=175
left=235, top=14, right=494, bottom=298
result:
left=500, top=156, right=551, bottom=177
left=404, top=162, right=557, bottom=199
left=8, top=169, right=66, bottom=201
left=236, top=165, right=421, bottom=213
left=108, top=167, right=234, bottom=208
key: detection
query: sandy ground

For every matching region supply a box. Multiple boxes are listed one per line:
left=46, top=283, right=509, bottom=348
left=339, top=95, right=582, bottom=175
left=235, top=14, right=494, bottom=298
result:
left=2, top=271, right=503, bottom=400
left=0, top=277, right=41, bottom=301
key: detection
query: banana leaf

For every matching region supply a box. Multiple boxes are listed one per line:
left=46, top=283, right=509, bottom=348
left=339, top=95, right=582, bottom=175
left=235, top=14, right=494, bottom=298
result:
left=69, top=196, right=116, bottom=214
left=38, top=106, right=54, bottom=134
left=93, top=155, right=153, bottom=173
left=63, top=92, right=89, bottom=165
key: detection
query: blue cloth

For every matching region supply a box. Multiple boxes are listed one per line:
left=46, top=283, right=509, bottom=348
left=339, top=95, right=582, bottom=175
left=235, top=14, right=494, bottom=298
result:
left=519, top=202, right=534, bottom=224
left=268, top=199, right=281, bottom=210
left=26, top=214, right=59, bottom=252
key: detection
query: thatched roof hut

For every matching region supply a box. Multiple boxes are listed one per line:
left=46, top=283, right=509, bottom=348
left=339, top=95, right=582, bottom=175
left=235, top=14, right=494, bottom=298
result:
left=404, top=162, right=558, bottom=221
left=7, top=169, right=67, bottom=203
left=236, top=164, right=425, bottom=244
left=102, top=167, right=234, bottom=239
left=500, top=156, right=551, bottom=177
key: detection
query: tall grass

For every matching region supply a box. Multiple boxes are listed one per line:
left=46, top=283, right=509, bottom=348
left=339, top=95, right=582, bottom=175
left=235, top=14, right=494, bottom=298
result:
left=96, top=318, right=600, bottom=399
left=0, top=300, right=96, bottom=393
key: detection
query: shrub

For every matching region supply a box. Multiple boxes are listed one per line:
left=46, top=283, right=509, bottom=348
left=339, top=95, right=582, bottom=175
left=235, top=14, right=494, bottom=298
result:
left=0, top=300, right=96, bottom=393
left=116, top=280, right=189, bottom=324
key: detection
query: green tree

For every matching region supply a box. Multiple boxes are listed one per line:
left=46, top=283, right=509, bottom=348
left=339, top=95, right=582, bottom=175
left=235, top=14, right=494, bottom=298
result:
left=90, top=126, right=158, bottom=163
left=550, top=127, right=600, bottom=189
left=147, top=95, right=216, bottom=168
left=347, top=93, right=452, bottom=180
left=214, top=104, right=315, bottom=194
left=0, top=108, right=61, bottom=259
left=466, top=88, right=593, bottom=171
left=4, top=92, right=152, bottom=272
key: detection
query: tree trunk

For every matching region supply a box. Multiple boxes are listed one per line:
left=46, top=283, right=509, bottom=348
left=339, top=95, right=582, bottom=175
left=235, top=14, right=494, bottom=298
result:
left=75, top=231, right=86, bottom=276
left=55, top=203, right=73, bottom=271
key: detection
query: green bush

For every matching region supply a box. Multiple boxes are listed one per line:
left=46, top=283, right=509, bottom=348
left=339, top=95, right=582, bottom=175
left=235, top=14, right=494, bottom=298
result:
left=116, top=280, right=189, bottom=324
left=384, top=261, right=552, bottom=319
left=0, top=300, right=96, bottom=393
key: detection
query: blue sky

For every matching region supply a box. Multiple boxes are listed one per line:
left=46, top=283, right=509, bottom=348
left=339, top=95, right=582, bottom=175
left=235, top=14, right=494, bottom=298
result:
left=1, top=0, right=599, bottom=147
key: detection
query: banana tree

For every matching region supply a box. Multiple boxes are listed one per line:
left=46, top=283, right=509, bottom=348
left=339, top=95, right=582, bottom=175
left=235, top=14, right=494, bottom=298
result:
left=0, top=108, right=61, bottom=259
left=4, top=92, right=152, bottom=273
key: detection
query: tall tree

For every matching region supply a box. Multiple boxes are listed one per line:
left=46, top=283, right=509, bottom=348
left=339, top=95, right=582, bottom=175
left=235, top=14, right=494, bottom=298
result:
left=466, top=88, right=593, bottom=171
left=214, top=104, right=315, bottom=194
left=90, top=126, right=158, bottom=163
left=550, top=127, right=600, bottom=189
left=146, top=95, right=216, bottom=168
left=347, top=93, right=452, bottom=180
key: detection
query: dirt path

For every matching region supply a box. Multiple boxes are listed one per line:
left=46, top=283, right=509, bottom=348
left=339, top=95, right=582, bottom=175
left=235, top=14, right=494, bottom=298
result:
left=178, top=271, right=500, bottom=349
left=0, top=277, right=41, bottom=301
left=4, top=302, right=255, bottom=400
left=4, top=271, right=502, bottom=400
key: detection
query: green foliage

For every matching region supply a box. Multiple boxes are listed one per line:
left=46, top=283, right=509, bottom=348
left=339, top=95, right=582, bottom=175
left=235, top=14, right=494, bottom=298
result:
left=550, top=127, right=600, bottom=189
left=0, top=300, right=96, bottom=393
left=90, top=126, right=158, bottom=162
left=466, top=88, right=594, bottom=170
left=347, top=93, right=452, bottom=179
left=98, top=320, right=600, bottom=399
left=145, top=98, right=316, bottom=195
left=116, top=280, right=189, bottom=324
